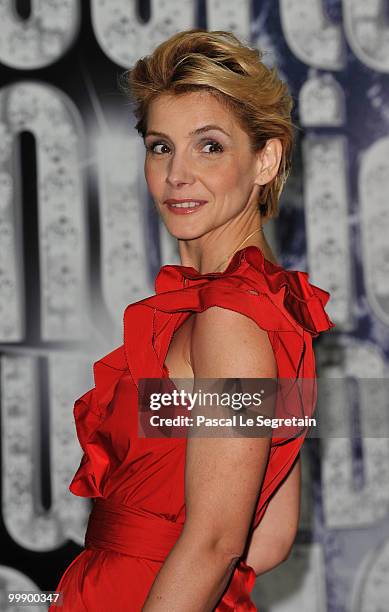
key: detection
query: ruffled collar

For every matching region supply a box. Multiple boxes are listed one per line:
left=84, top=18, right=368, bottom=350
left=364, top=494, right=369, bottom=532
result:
left=154, top=244, right=250, bottom=294
left=154, top=245, right=335, bottom=337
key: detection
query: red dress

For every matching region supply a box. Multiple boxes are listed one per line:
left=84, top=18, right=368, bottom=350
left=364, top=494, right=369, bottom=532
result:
left=50, top=245, right=334, bottom=611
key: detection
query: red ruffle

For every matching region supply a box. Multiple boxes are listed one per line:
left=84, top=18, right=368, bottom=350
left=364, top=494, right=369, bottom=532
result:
left=153, top=245, right=335, bottom=338
left=68, top=345, right=127, bottom=498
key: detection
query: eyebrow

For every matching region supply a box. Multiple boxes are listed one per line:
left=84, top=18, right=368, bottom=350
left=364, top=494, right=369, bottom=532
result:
left=144, top=124, right=231, bottom=139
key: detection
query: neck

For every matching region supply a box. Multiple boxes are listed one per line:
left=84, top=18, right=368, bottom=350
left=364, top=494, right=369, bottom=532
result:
left=212, top=227, right=264, bottom=273
left=177, top=225, right=274, bottom=274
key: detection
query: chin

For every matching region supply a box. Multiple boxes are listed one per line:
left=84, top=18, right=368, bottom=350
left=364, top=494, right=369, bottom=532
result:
left=165, top=227, right=202, bottom=241
left=160, top=216, right=208, bottom=240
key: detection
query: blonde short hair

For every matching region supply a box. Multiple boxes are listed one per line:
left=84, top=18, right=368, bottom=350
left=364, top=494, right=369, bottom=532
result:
left=119, top=28, right=295, bottom=218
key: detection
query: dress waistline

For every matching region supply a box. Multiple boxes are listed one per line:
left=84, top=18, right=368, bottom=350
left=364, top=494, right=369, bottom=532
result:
left=84, top=497, right=184, bottom=563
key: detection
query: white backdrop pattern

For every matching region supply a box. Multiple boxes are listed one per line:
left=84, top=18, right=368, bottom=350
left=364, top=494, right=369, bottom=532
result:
left=0, top=1, right=388, bottom=611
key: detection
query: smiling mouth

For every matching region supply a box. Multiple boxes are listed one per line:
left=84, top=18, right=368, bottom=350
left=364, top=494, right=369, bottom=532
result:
left=169, top=201, right=204, bottom=208
left=165, top=200, right=208, bottom=214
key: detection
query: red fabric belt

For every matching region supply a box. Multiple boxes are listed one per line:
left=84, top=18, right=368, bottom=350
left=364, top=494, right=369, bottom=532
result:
left=84, top=498, right=184, bottom=562
left=84, top=497, right=257, bottom=610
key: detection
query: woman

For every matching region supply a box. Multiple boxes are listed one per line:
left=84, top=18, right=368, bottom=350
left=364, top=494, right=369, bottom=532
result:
left=50, top=29, right=334, bottom=611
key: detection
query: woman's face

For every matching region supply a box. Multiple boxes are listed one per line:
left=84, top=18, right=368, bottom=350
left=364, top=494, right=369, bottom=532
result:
left=143, top=90, right=275, bottom=240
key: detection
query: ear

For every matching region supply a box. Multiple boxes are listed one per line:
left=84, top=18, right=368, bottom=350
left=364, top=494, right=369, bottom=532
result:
left=254, top=138, right=283, bottom=186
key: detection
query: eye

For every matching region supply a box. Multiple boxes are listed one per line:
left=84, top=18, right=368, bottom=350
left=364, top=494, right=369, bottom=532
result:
left=145, top=141, right=169, bottom=155
left=201, top=140, right=224, bottom=154
left=145, top=139, right=224, bottom=155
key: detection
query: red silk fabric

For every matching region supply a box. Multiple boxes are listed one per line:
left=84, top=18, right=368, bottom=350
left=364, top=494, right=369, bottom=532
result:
left=50, top=246, right=334, bottom=611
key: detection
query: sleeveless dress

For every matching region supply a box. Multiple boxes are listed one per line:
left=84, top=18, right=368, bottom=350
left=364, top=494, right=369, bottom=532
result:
left=49, top=245, right=334, bottom=611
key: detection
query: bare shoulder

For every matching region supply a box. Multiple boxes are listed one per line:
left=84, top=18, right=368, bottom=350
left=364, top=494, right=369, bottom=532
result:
left=190, top=305, right=277, bottom=379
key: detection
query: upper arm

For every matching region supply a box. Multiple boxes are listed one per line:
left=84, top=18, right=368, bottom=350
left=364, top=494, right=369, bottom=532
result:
left=182, top=305, right=277, bottom=559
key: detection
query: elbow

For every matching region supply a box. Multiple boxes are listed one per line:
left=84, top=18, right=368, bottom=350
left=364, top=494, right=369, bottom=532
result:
left=191, top=533, right=246, bottom=568
left=249, top=536, right=297, bottom=577
left=212, top=534, right=247, bottom=566
left=180, top=521, right=248, bottom=571
left=275, top=534, right=297, bottom=565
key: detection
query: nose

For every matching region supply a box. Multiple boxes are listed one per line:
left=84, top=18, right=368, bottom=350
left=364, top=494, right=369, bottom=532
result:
left=166, top=151, right=195, bottom=186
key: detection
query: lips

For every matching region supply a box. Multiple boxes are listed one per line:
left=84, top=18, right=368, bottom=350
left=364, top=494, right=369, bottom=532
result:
left=164, top=199, right=208, bottom=205
left=164, top=199, right=208, bottom=215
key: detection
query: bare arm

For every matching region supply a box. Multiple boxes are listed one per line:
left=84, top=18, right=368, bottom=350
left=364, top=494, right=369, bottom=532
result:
left=245, top=454, right=301, bottom=575
left=142, top=306, right=277, bottom=612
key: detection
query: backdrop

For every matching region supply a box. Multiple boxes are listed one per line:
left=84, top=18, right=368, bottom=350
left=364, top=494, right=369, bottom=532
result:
left=0, top=1, right=389, bottom=611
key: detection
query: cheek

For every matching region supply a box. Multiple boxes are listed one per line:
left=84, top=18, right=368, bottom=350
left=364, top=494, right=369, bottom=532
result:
left=208, top=160, right=245, bottom=194
left=144, top=161, right=163, bottom=193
